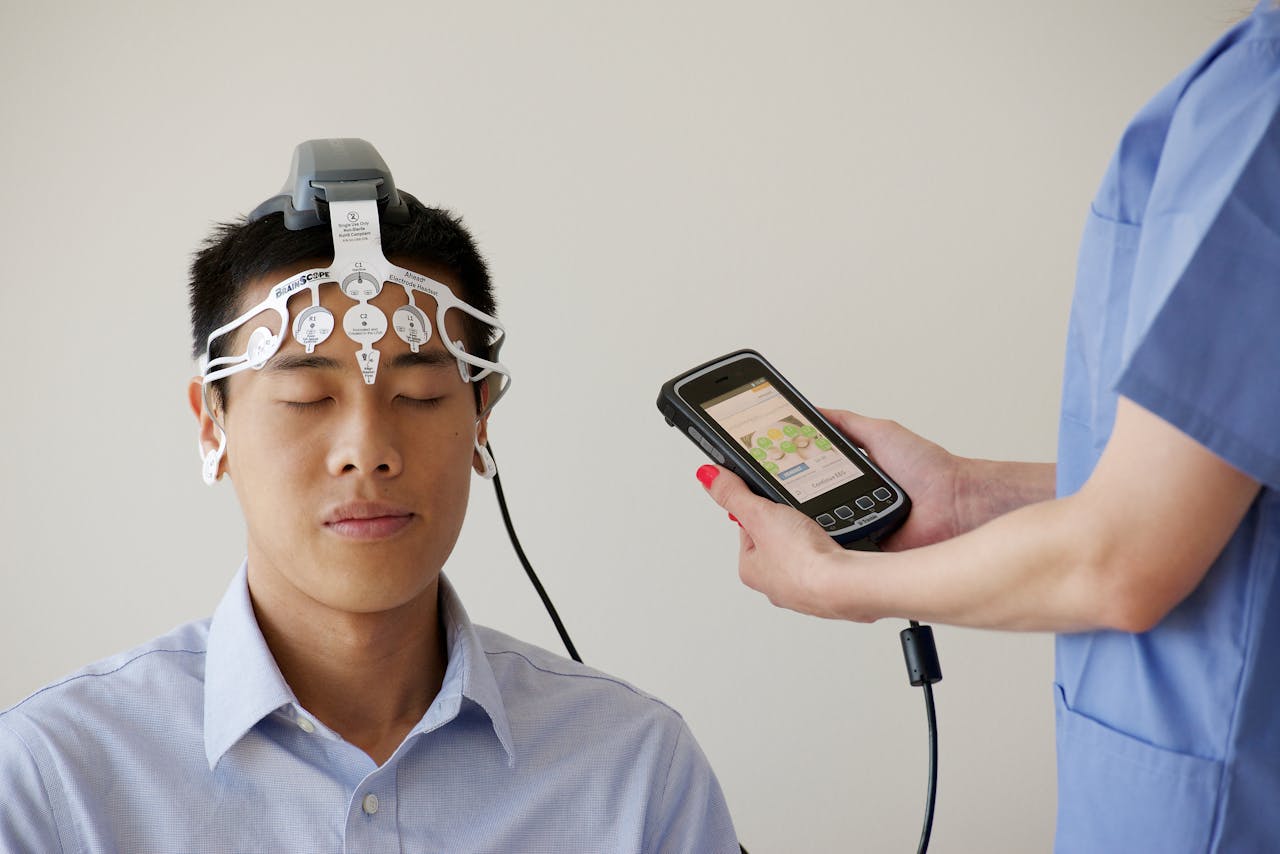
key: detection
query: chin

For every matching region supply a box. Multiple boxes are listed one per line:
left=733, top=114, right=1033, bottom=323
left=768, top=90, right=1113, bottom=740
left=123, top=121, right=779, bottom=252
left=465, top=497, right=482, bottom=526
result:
left=299, top=551, right=441, bottom=615
left=319, top=576, right=438, bottom=615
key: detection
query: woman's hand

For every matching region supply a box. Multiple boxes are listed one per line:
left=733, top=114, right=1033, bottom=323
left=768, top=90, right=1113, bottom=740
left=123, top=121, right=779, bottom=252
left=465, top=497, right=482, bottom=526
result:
left=697, top=463, right=863, bottom=619
left=694, top=410, right=971, bottom=620
left=816, top=408, right=966, bottom=551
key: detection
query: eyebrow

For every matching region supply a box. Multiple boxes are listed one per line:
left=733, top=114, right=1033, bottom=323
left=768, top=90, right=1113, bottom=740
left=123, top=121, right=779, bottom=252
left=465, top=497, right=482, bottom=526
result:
left=262, top=349, right=456, bottom=373
left=387, top=350, right=456, bottom=370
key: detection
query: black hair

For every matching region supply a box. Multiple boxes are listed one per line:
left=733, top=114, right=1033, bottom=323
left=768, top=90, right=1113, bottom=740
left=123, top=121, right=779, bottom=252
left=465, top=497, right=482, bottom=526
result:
left=189, top=194, right=495, bottom=403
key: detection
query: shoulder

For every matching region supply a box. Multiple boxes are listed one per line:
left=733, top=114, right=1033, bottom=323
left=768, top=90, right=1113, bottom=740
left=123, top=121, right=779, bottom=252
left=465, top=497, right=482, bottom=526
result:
left=1128, top=15, right=1280, bottom=293
left=470, top=626, right=716, bottom=808
left=1159, top=18, right=1280, bottom=187
left=469, top=627, right=738, bottom=849
left=1095, top=14, right=1280, bottom=225
left=474, top=624, right=684, bottom=727
left=0, top=620, right=213, bottom=852
left=1180, top=8, right=1280, bottom=99
left=1176, top=28, right=1280, bottom=131
left=1, top=618, right=210, bottom=735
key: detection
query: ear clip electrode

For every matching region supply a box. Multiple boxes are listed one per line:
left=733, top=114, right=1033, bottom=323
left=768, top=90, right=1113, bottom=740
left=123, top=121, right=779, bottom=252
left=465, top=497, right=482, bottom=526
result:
left=475, top=426, right=497, bottom=480
left=196, top=139, right=511, bottom=485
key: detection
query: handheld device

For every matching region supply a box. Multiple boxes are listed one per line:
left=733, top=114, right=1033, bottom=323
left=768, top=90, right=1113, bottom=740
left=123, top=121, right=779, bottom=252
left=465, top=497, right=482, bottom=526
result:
left=658, top=349, right=911, bottom=546
left=659, top=348, right=941, bottom=853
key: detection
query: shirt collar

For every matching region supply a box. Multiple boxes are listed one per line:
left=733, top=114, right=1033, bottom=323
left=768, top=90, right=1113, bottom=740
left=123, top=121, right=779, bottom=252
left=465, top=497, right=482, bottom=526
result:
left=203, top=561, right=298, bottom=769
left=203, top=563, right=515, bottom=769
left=424, top=576, right=516, bottom=767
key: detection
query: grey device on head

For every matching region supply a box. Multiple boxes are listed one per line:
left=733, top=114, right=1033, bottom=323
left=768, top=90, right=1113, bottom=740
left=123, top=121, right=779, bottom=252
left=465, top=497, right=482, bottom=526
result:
left=249, top=138, right=414, bottom=229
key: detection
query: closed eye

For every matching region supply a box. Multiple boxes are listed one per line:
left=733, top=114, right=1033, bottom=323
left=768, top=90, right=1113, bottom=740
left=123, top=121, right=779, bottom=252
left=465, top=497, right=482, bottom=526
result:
left=398, top=396, right=444, bottom=408
left=281, top=399, right=333, bottom=410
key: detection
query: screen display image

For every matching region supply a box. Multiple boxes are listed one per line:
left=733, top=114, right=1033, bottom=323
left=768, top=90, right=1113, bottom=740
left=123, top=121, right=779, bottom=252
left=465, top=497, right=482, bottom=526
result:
left=701, top=379, right=865, bottom=504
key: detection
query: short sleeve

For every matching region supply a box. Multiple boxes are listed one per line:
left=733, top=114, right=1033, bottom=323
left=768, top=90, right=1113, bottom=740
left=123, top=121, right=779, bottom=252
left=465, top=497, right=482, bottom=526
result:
left=1117, top=38, right=1280, bottom=489
left=645, top=720, right=740, bottom=854
left=0, top=718, right=66, bottom=853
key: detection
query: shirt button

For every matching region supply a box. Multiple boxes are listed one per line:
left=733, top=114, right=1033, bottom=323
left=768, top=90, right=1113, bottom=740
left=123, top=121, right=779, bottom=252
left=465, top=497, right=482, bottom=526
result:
left=362, top=793, right=379, bottom=815
left=296, top=717, right=315, bottom=734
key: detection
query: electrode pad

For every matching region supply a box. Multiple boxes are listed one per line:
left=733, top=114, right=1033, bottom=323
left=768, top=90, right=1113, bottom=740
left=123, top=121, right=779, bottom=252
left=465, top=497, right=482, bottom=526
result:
left=393, top=302, right=430, bottom=352
left=197, top=139, right=510, bottom=483
left=292, top=305, right=334, bottom=353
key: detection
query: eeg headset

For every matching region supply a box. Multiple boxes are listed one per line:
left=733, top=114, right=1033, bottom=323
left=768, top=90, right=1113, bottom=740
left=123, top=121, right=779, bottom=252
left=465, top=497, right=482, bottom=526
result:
left=196, top=138, right=508, bottom=485
left=196, top=138, right=581, bottom=660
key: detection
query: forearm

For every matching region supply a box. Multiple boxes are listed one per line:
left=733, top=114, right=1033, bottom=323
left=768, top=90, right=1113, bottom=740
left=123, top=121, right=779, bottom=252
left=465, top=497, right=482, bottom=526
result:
left=718, top=399, right=1256, bottom=632
left=841, top=493, right=1120, bottom=632
left=836, top=401, right=1262, bottom=633
left=955, top=459, right=1056, bottom=534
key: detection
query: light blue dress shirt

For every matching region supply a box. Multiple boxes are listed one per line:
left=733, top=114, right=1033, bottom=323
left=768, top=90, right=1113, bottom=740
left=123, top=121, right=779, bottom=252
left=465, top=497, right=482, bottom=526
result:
left=1055, top=2, right=1280, bottom=850
left=0, top=564, right=738, bottom=853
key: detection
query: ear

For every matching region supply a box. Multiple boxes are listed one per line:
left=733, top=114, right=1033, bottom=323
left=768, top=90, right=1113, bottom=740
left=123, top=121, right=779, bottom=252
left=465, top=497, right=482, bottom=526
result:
left=188, top=377, right=227, bottom=481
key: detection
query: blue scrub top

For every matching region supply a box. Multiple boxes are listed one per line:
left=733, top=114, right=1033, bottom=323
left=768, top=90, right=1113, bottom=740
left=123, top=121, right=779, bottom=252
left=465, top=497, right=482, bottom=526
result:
left=1055, top=3, right=1280, bottom=851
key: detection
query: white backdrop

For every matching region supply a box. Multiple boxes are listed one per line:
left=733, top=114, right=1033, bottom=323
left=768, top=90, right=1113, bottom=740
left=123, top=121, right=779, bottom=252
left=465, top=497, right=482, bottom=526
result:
left=0, top=2, right=1243, bottom=851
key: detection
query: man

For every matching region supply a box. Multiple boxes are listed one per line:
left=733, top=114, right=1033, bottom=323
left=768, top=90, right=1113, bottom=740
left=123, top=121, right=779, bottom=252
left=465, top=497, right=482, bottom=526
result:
left=0, top=140, right=739, bottom=852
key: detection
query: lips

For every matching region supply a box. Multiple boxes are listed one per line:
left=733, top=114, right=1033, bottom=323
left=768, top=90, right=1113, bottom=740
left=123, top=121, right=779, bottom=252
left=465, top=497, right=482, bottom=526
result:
left=323, top=501, right=415, bottom=540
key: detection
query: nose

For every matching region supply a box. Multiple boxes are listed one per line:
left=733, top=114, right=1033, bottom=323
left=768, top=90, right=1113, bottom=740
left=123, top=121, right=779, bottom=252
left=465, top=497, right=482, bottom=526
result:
left=325, top=396, right=404, bottom=479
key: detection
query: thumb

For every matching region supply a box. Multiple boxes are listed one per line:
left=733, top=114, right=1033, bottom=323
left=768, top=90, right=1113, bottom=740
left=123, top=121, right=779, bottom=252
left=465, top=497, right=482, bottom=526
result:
left=817, top=406, right=878, bottom=445
left=695, top=464, right=774, bottom=526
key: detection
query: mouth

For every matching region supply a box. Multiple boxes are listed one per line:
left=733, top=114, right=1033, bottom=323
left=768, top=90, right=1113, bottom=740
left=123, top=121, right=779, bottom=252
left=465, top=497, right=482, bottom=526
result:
left=323, top=501, right=416, bottom=541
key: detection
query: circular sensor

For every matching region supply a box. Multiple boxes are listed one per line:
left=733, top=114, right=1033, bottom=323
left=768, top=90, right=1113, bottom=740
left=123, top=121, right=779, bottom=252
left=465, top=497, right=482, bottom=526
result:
left=342, top=304, right=388, bottom=341
left=246, top=326, right=278, bottom=369
left=292, top=306, right=335, bottom=350
left=393, top=304, right=431, bottom=349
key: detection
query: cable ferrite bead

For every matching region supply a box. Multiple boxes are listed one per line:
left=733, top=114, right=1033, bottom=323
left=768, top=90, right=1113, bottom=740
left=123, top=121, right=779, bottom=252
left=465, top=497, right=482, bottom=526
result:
left=900, top=623, right=943, bottom=687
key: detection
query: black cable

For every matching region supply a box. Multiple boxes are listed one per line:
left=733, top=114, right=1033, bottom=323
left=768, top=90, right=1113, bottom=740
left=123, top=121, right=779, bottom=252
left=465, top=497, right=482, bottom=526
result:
left=909, top=619, right=939, bottom=854
left=861, top=542, right=940, bottom=854
left=487, top=441, right=583, bottom=663
left=490, top=464, right=930, bottom=854
left=489, top=442, right=748, bottom=853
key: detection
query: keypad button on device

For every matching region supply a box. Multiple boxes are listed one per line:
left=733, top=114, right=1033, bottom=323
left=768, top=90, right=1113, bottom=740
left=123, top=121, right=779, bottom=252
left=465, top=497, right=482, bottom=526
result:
left=856, top=496, right=875, bottom=510
left=834, top=506, right=855, bottom=520
left=873, top=487, right=892, bottom=501
left=816, top=514, right=837, bottom=528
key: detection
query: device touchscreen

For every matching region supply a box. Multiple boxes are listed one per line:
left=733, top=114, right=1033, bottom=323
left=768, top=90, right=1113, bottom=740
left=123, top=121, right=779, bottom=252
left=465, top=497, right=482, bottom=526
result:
left=701, top=378, right=865, bottom=503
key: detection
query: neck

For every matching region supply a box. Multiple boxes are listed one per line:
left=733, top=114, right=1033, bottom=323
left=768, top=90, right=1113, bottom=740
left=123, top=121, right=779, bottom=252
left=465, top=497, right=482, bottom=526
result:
left=246, top=561, right=448, bottom=766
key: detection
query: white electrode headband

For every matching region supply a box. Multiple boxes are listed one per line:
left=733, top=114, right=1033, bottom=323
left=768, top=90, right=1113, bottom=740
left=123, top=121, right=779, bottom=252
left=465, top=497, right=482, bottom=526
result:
left=198, top=139, right=510, bottom=484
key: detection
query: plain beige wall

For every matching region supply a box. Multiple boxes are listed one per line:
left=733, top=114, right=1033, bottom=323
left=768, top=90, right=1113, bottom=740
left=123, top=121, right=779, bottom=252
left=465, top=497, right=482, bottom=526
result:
left=0, top=2, right=1244, bottom=851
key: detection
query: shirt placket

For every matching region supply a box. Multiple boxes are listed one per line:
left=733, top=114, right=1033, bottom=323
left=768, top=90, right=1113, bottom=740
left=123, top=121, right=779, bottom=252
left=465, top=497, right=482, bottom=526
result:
left=344, top=760, right=400, bottom=853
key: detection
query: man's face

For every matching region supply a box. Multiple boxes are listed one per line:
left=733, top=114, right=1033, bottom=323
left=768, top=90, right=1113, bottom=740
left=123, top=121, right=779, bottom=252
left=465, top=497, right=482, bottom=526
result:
left=191, top=259, right=487, bottom=616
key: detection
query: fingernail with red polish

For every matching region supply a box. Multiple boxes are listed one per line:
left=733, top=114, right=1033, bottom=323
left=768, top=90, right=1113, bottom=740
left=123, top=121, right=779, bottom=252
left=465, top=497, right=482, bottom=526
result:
left=696, top=465, right=719, bottom=488
left=728, top=513, right=742, bottom=528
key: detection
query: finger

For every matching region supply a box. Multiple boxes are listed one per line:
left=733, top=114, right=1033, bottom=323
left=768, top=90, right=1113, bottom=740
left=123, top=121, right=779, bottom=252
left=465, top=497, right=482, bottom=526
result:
left=695, top=464, right=774, bottom=527
left=817, top=406, right=879, bottom=443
